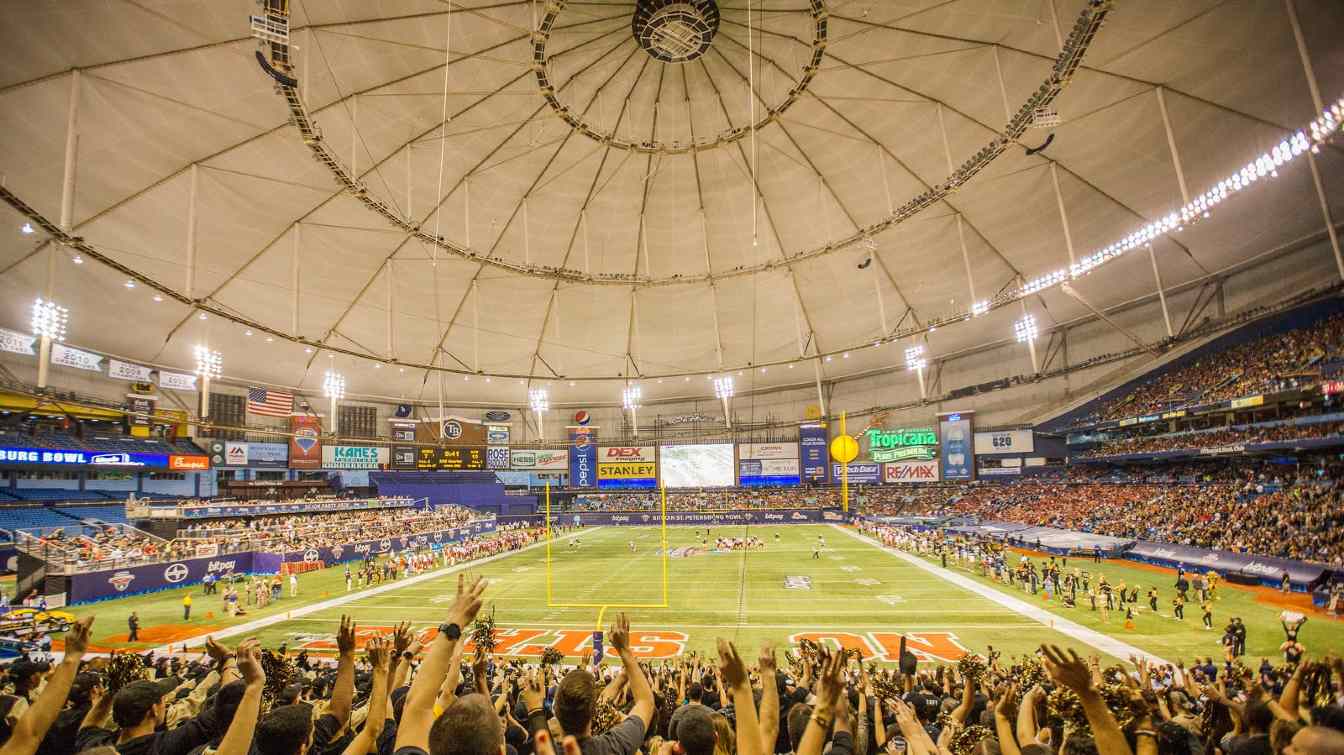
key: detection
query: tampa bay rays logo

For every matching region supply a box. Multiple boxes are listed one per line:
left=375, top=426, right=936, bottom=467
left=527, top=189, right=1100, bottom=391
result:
left=163, top=563, right=189, bottom=583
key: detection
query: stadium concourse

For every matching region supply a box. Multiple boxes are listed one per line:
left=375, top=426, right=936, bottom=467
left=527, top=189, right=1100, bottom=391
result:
left=6, top=2, right=1344, bottom=755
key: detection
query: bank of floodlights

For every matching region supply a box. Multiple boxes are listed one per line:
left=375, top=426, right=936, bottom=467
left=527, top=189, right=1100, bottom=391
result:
left=1014, top=315, right=1039, bottom=343
left=194, top=346, right=223, bottom=379
left=31, top=298, right=69, bottom=342
left=904, top=345, right=926, bottom=372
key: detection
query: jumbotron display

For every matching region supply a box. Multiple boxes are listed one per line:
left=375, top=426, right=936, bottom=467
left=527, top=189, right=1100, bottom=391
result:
left=657, top=443, right=734, bottom=487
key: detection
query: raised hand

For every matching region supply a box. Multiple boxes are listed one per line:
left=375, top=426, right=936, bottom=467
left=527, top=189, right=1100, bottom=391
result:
left=608, top=612, right=631, bottom=653
left=392, top=622, right=414, bottom=656
left=816, top=647, right=847, bottom=709
left=64, top=616, right=94, bottom=657
left=337, top=615, right=357, bottom=655
left=447, top=574, right=487, bottom=629
left=1041, top=645, right=1093, bottom=695
left=758, top=643, right=777, bottom=675
left=204, top=635, right=231, bottom=665
left=367, top=635, right=391, bottom=671
left=717, top=639, right=749, bottom=689
left=238, top=639, right=264, bottom=687
left=522, top=668, right=546, bottom=711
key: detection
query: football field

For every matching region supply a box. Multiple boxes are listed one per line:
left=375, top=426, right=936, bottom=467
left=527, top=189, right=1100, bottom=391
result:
left=63, top=524, right=1344, bottom=664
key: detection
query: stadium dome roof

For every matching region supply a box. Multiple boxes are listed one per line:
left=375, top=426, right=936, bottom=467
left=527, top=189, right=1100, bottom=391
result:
left=1, top=0, right=1342, bottom=408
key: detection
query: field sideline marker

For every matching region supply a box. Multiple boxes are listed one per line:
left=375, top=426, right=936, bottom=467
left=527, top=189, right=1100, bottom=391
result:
left=150, top=527, right=593, bottom=654
left=833, top=524, right=1171, bottom=666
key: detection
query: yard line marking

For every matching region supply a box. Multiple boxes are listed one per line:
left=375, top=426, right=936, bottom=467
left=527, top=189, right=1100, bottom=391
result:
left=832, top=525, right=1171, bottom=666
left=295, top=603, right=1014, bottom=616
left=150, top=528, right=594, bottom=653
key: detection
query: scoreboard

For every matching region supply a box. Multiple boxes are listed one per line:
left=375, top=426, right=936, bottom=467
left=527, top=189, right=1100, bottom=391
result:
left=415, top=446, right=486, bottom=470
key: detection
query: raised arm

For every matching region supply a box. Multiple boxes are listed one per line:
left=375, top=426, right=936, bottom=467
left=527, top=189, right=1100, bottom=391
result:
left=949, top=669, right=975, bottom=725
left=608, top=614, right=654, bottom=727
left=217, top=640, right=265, bottom=755
left=341, top=636, right=391, bottom=755
left=1042, top=645, right=1133, bottom=755
left=1016, top=685, right=1043, bottom=747
left=395, top=574, right=486, bottom=752
left=1274, top=660, right=1307, bottom=721
left=757, top=644, right=781, bottom=754
left=718, top=640, right=763, bottom=755
left=797, top=649, right=845, bottom=755
left=0, top=617, right=94, bottom=755
left=327, top=616, right=359, bottom=726
left=992, top=685, right=1021, bottom=755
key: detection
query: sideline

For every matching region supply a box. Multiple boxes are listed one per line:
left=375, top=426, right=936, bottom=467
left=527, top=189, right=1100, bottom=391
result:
left=832, top=525, right=1171, bottom=666
left=152, top=527, right=594, bottom=653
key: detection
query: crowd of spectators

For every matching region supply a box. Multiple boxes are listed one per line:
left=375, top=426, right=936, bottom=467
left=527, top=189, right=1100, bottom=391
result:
left=170, top=504, right=483, bottom=557
left=4, top=582, right=1344, bottom=755
left=865, top=461, right=1344, bottom=565
left=1078, top=422, right=1344, bottom=458
left=1081, top=311, right=1344, bottom=424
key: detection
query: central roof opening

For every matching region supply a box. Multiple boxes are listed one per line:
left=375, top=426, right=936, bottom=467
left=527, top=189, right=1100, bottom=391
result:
left=633, top=0, right=721, bottom=63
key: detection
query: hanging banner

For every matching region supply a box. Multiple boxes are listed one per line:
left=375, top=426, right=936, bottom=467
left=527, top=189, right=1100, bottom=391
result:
left=126, top=395, right=155, bottom=430
left=159, top=371, right=198, bottom=391
left=51, top=343, right=103, bottom=372
left=109, top=359, right=155, bottom=382
left=289, top=415, right=324, bottom=469
left=569, top=427, right=598, bottom=487
left=0, top=328, right=38, bottom=356
left=799, top=424, right=829, bottom=482
left=938, top=411, right=975, bottom=481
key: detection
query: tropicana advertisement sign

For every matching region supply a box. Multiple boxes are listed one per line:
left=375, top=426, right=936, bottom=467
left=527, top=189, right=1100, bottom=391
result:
left=865, top=427, right=938, bottom=463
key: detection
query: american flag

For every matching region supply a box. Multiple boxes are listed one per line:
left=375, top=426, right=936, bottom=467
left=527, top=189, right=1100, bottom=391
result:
left=247, top=387, right=293, bottom=418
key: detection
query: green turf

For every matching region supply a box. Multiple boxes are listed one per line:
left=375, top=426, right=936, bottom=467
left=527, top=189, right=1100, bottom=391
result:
left=60, top=525, right=1342, bottom=664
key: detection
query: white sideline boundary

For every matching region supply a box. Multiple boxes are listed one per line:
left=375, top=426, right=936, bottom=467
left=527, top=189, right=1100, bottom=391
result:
left=832, top=525, right=1170, bottom=666
left=152, top=527, right=595, bottom=653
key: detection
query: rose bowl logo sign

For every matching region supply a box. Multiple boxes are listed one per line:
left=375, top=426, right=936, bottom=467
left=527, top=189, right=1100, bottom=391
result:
left=108, top=571, right=136, bottom=592
left=163, top=563, right=190, bottom=583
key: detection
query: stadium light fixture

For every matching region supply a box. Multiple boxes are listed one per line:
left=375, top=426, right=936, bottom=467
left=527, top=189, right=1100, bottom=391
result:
left=529, top=387, right=549, bottom=440
left=905, top=344, right=927, bottom=400
left=31, top=298, right=69, bottom=390
left=194, top=345, right=223, bottom=419
left=20, top=223, right=34, bottom=235
left=714, top=376, right=733, bottom=429
left=622, top=384, right=641, bottom=437
left=324, top=369, right=346, bottom=430
left=1014, top=315, right=1041, bottom=374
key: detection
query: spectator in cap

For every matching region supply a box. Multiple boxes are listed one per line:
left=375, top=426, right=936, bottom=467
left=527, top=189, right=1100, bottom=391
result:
left=0, top=617, right=93, bottom=755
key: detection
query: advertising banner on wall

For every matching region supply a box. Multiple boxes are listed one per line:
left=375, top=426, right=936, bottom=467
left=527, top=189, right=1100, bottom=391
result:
left=883, top=460, right=941, bottom=483
left=830, top=463, right=882, bottom=484
left=864, top=428, right=938, bottom=462
left=511, top=449, right=568, bottom=470
left=289, top=415, right=324, bottom=469
left=551, top=507, right=844, bottom=528
left=248, top=443, right=289, bottom=468
left=597, top=446, right=656, bottom=490
left=799, top=424, right=829, bottom=482
left=486, top=447, right=511, bottom=470
left=569, top=427, right=598, bottom=488
left=486, top=425, right=510, bottom=445
left=390, top=420, right=417, bottom=470
left=938, top=411, right=975, bottom=480
left=738, top=443, right=799, bottom=460
left=974, top=429, right=1034, bottom=455
left=0, top=446, right=184, bottom=469
left=738, top=458, right=801, bottom=487
left=323, top=445, right=389, bottom=470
